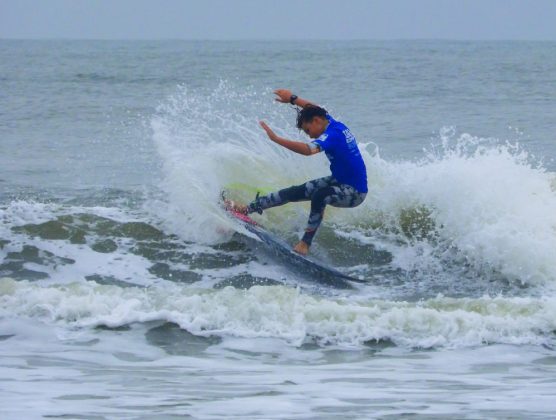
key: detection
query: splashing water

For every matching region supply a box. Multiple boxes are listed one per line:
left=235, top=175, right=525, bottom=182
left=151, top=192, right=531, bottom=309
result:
left=151, top=83, right=556, bottom=286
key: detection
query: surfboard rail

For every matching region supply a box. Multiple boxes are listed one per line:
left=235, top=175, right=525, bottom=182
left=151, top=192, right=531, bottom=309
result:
left=221, top=194, right=364, bottom=288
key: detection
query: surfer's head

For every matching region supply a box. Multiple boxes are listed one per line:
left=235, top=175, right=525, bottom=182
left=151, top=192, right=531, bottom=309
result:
left=296, top=105, right=328, bottom=139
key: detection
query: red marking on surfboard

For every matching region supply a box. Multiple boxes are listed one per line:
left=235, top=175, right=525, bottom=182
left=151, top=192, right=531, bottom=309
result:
left=229, top=209, right=259, bottom=226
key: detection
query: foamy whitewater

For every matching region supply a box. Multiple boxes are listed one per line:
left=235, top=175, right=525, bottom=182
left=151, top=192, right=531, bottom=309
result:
left=1, top=40, right=556, bottom=418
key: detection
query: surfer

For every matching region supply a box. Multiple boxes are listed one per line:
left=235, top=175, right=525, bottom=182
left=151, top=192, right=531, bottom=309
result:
left=232, top=89, right=368, bottom=255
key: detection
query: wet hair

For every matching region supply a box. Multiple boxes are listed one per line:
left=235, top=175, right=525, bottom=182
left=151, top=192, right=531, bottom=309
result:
left=296, top=105, right=327, bottom=129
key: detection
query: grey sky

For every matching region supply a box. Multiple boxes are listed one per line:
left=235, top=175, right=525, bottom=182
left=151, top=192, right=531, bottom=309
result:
left=1, top=0, right=556, bottom=41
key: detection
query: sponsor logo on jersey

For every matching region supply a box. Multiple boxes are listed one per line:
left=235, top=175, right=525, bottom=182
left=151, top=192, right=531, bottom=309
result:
left=343, top=129, right=355, bottom=143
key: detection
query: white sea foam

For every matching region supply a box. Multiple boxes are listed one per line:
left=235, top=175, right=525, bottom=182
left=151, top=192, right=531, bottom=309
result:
left=2, top=278, right=555, bottom=349
left=0, top=200, right=136, bottom=230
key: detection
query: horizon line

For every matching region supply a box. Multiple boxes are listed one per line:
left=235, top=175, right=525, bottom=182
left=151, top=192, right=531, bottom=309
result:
left=2, top=36, right=556, bottom=43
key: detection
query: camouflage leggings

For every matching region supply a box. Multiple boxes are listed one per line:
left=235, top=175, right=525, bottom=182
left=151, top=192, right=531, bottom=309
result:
left=248, top=176, right=366, bottom=245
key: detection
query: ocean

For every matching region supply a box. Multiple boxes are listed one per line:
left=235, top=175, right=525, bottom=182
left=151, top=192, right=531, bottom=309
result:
left=1, top=39, right=556, bottom=419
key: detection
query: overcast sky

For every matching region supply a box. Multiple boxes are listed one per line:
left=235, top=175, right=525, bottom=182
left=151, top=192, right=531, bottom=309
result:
left=1, top=0, right=556, bottom=41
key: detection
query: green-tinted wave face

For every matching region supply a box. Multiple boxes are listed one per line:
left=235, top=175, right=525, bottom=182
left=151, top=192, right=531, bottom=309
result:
left=223, top=182, right=274, bottom=199
left=13, top=213, right=165, bottom=242
left=2, top=206, right=259, bottom=287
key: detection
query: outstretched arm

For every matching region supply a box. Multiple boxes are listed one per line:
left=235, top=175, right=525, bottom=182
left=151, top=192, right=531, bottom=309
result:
left=273, top=89, right=317, bottom=108
left=259, top=121, right=320, bottom=156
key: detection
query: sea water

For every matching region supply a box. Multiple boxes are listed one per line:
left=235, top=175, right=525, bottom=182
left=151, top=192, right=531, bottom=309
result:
left=1, top=40, right=556, bottom=418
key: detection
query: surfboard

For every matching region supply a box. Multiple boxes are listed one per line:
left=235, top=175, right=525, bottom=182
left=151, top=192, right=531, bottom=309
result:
left=223, top=203, right=364, bottom=289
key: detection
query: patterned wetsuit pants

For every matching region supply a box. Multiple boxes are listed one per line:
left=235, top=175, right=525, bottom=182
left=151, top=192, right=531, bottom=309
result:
left=248, top=176, right=366, bottom=245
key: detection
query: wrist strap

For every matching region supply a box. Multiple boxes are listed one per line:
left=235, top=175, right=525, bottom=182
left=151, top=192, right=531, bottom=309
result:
left=289, top=94, right=298, bottom=105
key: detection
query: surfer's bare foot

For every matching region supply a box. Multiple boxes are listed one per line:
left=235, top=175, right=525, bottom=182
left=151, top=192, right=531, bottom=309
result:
left=224, top=199, right=249, bottom=214
left=293, top=241, right=309, bottom=255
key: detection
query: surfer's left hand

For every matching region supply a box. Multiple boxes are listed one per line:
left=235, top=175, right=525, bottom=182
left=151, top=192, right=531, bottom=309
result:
left=259, top=121, right=278, bottom=141
left=273, top=89, right=292, bottom=103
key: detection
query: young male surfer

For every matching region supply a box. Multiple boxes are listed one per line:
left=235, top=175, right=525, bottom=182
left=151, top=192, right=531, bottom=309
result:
left=230, top=89, right=367, bottom=256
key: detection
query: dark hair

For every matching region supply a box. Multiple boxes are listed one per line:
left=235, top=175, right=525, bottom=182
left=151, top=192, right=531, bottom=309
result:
left=296, top=105, right=327, bottom=129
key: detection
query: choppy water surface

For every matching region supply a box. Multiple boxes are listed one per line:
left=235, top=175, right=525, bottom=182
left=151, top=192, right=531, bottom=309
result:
left=1, top=40, right=556, bottom=418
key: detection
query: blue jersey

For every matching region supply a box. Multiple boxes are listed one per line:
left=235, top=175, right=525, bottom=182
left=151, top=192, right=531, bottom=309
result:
left=311, top=114, right=368, bottom=193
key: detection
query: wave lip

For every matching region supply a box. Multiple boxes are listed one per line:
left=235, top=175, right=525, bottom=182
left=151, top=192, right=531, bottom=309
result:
left=354, top=131, right=556, bottom=286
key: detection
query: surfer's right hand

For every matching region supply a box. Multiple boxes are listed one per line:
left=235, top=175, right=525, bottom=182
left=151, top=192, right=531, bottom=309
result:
left=259, top=121, right=278, bottom=142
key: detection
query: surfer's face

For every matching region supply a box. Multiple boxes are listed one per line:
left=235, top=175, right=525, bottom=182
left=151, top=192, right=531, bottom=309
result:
left=301, top=117, right=327, bottom=139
